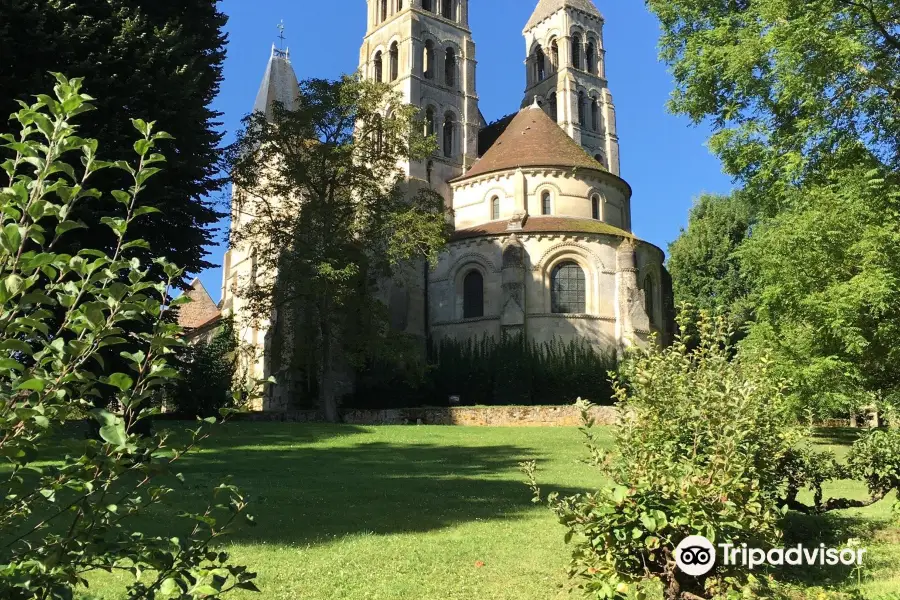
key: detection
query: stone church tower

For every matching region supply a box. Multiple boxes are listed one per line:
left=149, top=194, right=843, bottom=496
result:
left=520, top=0, right=621, bottom=175
left=216, top=0, right=673, bottom=411
left=359, top=0, right=482, bottom=201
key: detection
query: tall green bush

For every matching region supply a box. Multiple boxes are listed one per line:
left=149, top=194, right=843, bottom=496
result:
left=0, top=75, right=258, bottom=598
left=172, top=317, right=240, bottom=418
left=525, top=310, right=900, bottom=600
left=350, top=336, right=617, bottom=408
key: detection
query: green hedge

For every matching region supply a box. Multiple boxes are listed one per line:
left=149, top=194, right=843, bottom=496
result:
left=349, top=336, right=617, bottom=408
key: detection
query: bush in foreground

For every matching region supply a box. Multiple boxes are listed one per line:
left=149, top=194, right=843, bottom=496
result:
left=525, top=311, right=900, bottom=600
left=0, top=76, right=258, bottom=598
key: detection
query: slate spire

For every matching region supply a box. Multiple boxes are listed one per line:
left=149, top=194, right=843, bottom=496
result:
left=252, top=30, right=300, bottom=120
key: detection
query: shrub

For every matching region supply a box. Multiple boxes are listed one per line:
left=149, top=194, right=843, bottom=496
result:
left=526, top=313, right=799, bottom=599
left=350, top=336, right=616, bottom=409
left=525, top=310, right=900, bottom=599
left=172, top=317, right=240, bottom=417
left=0, top=75, right=259, bottom=598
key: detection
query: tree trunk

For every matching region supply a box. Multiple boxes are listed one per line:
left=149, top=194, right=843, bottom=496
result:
left=318, top=313, right=340, bottom=423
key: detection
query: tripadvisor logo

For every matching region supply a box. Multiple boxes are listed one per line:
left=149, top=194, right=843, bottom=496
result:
left=675, top=535, right=867, bottom=576
left=675, top=535, right=716, bottom=576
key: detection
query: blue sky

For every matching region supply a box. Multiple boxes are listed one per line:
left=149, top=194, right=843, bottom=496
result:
left=197, top=0, right=733, bottom=298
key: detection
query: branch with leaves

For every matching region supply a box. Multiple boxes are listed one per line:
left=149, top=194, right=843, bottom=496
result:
left=0, top=74, right=261, bottom=599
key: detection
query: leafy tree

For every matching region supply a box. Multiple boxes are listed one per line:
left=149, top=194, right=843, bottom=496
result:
left=647, top=0, right=900, bottom=204
left=666, top=193, right=753, bottom=323
left=738, top=168, right=900, bottom=418
left=0, top=0, right=227, bottom=282
left=647, top=0, right=900, bottom=418
left=172, top=317, right=241, bottom=418
left=0, top=76, right=258, bottom=598
left=228, top=76, right=449, bottom=421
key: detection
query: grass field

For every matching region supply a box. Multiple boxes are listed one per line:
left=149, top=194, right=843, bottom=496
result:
left=77, top=424, right=899, bottom=599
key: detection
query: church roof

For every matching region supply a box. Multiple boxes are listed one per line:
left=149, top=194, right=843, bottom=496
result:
left=177, top=278, right=222, bottom=330
left=450, top=216, right=633, bottom=241
left=456, top=103, right=607, bottom=181
left=478, top=112, right=516, bottom=156
left=525, top=0, right=602, bottom=30
left=253, top=46, right=300, bottom=120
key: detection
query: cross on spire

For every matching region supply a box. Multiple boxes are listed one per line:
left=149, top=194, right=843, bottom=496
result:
left=277, top=20, right=286, bottom=51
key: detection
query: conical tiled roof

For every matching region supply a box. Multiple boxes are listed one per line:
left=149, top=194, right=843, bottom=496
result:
left=456, top=104, right=607, bottom=181
left=525, top=0, right=602, bottom=30
left=253, top=46, right=300, bottom=120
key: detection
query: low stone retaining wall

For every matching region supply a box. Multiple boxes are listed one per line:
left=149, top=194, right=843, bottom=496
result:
left=243, top=404, right=619, bottom=427
left=240, top=407, right=896, bottom=428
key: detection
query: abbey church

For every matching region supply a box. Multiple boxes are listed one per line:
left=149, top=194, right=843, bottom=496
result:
left=204, top=0, right=672, bottom=408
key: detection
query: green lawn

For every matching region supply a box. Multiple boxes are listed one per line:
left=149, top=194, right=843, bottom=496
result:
left=78, top=424, right=899, bottom=599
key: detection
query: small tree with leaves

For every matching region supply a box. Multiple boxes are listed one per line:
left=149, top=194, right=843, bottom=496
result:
left=228, top=75, right=449, bottom=421
left=0, top=75, right=259, bottom=598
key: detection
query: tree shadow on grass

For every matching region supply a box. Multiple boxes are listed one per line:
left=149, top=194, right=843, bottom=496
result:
left=143, top=432, right=582, bottom=547
left=773, top=510, right=885, bottom=587
left=812, top=428, right=863, bottom=447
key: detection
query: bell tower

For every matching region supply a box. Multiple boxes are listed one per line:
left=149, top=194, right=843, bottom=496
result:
left=521, top=0, right=621, bottom=176
left=359, top=0, right=480, bottom=200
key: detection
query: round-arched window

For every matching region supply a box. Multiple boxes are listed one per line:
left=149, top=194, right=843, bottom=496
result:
left=491, top=195, right=500, bottom=220
left=644, top=274, right=655, bottom=325
left=463, top=270, right=484, bottom=318
left=551, top=262, right=586, bottom=314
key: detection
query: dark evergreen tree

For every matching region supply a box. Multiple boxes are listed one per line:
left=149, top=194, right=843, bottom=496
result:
left=0, top=0, right=227, bottom=283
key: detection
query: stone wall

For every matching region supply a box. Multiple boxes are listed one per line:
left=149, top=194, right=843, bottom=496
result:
left=243, top=404, right=618, bottom=427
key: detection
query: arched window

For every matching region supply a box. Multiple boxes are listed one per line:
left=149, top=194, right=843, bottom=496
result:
left=549, top=92, right=557, bottom=121
left=374, top=51, right=383, bottom=82
left=571, top=34, right=582, bottom=69
left=441, top=0, right=453, bottom=19
left=594, top=153, right=605, bottom=167
left=424, top=40, right=435, bottom=80
left=398, top=0, right=404, bottom=9
left=374, top=114, right=384, bottom=155
left=463, top=270, right=484, bottom=319
left=535, top=46, right=546, bottom=81
left=551, top=262, right=586, bottom=314
left=445, top=47, right=456, bottom=88
left=550, top=39, right=559, bottom=71
left=578, top=91, right=586, bottom=126
left=422, top=0, right=433, bottom=11
left=541, top=190, right=551, bottom=215
left=426, top=160, right=433, bottom=183
left=425, top=106, right=436, bottom=137
left=390, top=42, right=399, bottom=81
left=586, top=40, right=596, bottom=73
left=591, top=97, right=599, bottom=131
left=443, top=112, right=455, bottom=157
left=643, top=275, right=655, bottom=325
left=591, top=195, right=600, bottom=220
left=491, top=195, right=500, bottom=220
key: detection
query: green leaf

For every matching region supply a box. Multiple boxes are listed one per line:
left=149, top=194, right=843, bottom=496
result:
left=15, top=378, right=46, bottom=392
left=99, top=422, right=127, bottom=447
left=0, top=358, right=23, bottom=371
left=111, top=190, right=132, bottom=205
left=159, top=578, right=180, bottom=595
left=640, top=513, right=657, bottom=533
left=55, top=220, right=87, bottom=236
left=105, top=373, right=134, bottom=391
left=133, top=206, right=161, bottom=218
